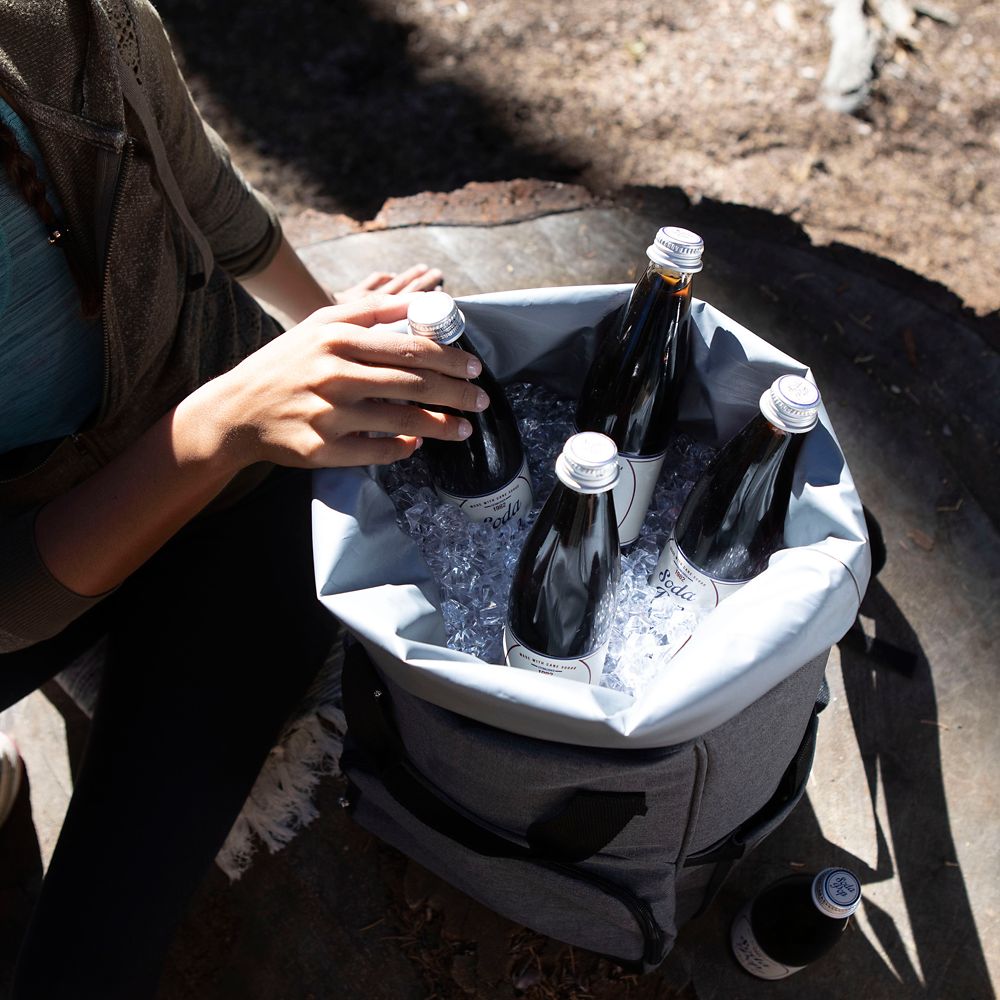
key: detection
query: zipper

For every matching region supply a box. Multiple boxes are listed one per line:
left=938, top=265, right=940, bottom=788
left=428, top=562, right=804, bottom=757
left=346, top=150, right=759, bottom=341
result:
left=70, top=433, right=98, bottom=462
left=544, top=859, right=666, bottom=967
left=345, top=739, right=667, bottom=968
left=342, top=665, right=670, bottom=967
left=346, top=743, right=668, bottom=968
left=97, top=138, right=134, bottom=424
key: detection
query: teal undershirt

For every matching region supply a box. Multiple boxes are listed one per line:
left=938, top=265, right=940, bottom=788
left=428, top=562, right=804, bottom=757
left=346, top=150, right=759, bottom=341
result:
left=0, top=97, right=102, bottom=455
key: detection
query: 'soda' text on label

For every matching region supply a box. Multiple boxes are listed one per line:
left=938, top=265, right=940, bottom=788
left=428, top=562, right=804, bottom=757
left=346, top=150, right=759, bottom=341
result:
left=437, top=458, right=533, bottom=529
left=651, top=537, right=747, bottom=612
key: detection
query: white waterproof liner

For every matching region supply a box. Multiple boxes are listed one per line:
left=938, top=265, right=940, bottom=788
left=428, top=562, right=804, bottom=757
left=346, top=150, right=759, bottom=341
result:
left=312, top=285, right=870, bottom=750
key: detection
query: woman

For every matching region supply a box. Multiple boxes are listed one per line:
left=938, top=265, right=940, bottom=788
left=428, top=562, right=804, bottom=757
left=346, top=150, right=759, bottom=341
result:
left=0, top=1, right=485, bottom=995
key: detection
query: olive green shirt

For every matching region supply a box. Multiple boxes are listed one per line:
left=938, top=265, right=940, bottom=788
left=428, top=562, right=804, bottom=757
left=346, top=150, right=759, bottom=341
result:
left=0, top=0, right=284, bottom=651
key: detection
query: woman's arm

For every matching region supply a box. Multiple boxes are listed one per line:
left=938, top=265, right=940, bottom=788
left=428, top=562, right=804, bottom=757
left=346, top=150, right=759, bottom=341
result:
left=239, top=233, right=445, bottom=325
left=238, top=234, right=335, bottom=325
left=32, top=295, right=485, bottom=600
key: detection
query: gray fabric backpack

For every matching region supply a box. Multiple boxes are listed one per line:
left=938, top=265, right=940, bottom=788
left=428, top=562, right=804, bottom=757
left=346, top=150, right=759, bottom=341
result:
left=313, top=286, right=870, bottom=970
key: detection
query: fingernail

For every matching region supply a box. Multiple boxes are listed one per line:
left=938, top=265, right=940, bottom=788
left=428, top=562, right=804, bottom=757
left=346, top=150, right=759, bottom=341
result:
left=457, top=420, right=472, bottom=439
left=414, top=437, right=423, bottom=449
left=474, top=390, right=490, bottom=411
left=467, top=358, right=482, bottom=377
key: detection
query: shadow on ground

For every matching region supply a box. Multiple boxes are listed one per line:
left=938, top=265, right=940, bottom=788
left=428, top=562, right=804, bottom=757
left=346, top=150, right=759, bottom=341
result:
left=838, top=582, right=990, bottom=995
left=675, top=580, right=993, bottom=1000
left=155, top=0, right=581, bottom=219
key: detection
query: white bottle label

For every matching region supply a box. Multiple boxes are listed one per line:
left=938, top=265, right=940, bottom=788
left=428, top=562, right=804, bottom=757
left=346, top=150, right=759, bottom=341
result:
left=503, top=627, right=608, bottom=685
left=730, top=904, right=806, bottom=980
left=651, top=537, right=747, bottom=612
left=613, top=451, right=666, bottom=546
left=436, top=457, right=533, bottom=529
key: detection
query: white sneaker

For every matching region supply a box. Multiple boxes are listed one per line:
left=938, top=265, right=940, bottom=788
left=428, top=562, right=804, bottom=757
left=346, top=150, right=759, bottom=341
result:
left=0, top=731, right=23, bottom=828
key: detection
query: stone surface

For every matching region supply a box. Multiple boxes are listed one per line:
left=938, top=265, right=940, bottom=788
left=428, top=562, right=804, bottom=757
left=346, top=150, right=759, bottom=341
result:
left=367, top=179, right=599, bottom=231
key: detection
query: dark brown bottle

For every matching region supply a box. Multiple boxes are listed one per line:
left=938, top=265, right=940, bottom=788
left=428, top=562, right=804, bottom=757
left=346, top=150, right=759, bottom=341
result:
left=652, top=374, right=821, bottom=612
left=504, top=432, right=621, bottom=686
left=731, top=868, right=862, bottom=979
left=408, top=292, right=532, bottom=529
left=575, top=226, right=703, bottom=548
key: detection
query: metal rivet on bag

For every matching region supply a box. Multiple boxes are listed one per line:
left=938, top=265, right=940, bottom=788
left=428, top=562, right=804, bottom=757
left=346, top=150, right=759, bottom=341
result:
left=338, top=795, right=351, bottom=809
left=373, top=688, right=383, bottom=698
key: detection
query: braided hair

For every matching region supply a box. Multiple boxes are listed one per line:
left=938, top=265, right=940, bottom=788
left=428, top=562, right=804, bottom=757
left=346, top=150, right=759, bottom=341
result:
left=0, top=116, right=100, bottom=318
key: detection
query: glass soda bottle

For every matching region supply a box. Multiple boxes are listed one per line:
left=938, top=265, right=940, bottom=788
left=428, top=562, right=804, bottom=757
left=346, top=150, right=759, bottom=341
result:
left=730, top=867, right=862, bottom=979
left=503, top=432, right=621, bottom=685
left=652, top=373, right=821, bottom=613
left=407, top=291, right=533, bottom=529
left=575, top=226, right=704, bottom=549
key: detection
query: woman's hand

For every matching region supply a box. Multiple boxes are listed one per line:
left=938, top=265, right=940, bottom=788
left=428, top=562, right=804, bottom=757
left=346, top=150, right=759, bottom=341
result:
left=181, top=293, right=487, bottom=474
left=331, top=263, right=444, bottom=304
left=35, top=292, right=483, bottom=599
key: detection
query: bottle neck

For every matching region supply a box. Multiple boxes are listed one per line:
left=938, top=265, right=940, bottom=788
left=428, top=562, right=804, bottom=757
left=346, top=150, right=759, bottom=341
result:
left=643, top=261, right=693, bottom=299
left=740, top=415, right=802, bottom=517
left=548, top=480, right=613, bottom=536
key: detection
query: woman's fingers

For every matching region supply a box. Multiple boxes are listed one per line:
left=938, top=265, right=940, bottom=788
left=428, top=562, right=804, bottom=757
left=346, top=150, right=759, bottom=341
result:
left=316, top=432, right=424, bottom=468
left=311, top=293, right=485, bottom=381
left=369, top=368, right=489, bottom=413
left=380, top=264, right=445, bottom=294
left=356, top=271, right=396, bottom=291
left=310, top=292, right=417, bottom=329
left=332, top=400, right=473, bottom=441
left=330, top=271, right=396, bottom=304
left=319, top=324, right=483, bottom=381
left=331, top=265, right=445, bottom=305
left=317, top=354, right=489, bottom=414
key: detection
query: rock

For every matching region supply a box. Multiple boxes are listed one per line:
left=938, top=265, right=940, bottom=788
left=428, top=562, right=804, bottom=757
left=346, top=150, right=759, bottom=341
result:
left=821, top=0, right=879, bottom=113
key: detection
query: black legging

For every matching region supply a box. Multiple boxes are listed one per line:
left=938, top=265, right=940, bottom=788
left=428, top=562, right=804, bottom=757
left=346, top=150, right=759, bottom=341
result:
left=1, top=468, right=339, bottom=998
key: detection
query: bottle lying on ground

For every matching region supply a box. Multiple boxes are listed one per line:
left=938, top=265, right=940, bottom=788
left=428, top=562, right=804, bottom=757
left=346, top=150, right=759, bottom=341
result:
left=504, top=432, right=621, bottom=685
left=575, top=226, right=703, bottom=549
left=652, top=373, right=822, bottom=618
left=407, top=292, right=533, bottom=528
left=731, top=867, right=862, bottom=979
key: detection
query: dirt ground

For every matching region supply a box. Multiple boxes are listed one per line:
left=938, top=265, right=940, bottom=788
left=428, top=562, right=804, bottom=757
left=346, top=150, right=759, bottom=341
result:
left=157, top=0, right=998, bottom=317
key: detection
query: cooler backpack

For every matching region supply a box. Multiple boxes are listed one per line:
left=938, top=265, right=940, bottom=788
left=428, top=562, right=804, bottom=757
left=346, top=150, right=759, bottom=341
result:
left=312, top=285, right=870, bottom=969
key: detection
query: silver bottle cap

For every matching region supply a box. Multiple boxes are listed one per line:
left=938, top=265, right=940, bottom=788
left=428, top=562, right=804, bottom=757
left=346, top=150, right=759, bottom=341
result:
left=407, top=291, right=465, bottom=345
left=646, top=226, right=704, bottom=273
left=759, top=374, right=821, bottom=433
left=812, top=868, right=862, bottom=918
left=555, top=432, right=620, bottom=493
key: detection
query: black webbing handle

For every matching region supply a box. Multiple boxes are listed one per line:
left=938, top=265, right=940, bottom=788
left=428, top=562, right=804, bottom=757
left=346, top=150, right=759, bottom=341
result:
left=341, top=642, right=647, bottom=864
